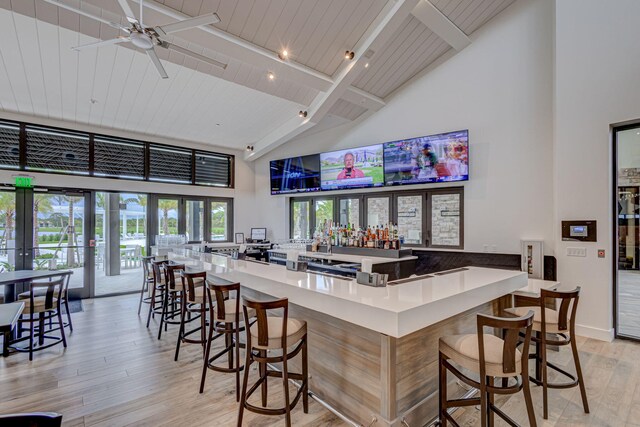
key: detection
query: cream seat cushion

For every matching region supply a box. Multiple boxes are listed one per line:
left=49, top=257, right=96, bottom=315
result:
left=249, top=317, right=307, bottom=350
left=215, top=299, right=256, bottom=323
left=21, top=296, right=59, bottom=313
left=504, top=306, right=561, bottom=333
left=18, top=289, right=66, bottom=300
left=439, top=334, right=522, bottom=377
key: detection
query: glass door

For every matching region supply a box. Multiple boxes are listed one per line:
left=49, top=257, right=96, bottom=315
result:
left=0, top=190, right=17, bottom=302
left=291, top=199, right=311, bottom=239
left=185, top=199, right=205, bottom=242
left=157, top=197, right=179, bottom=238
left=313, top=199, right=334, bottom=235
left=94, top=192, right=148, bottom=296
left=615, top=124, right=640, bottom=339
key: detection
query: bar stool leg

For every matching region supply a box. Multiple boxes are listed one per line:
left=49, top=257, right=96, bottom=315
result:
left=302, top=336, right=309, bottom=413
left=199, top=316, right=216, bottom=394
left=58, top=309, right=67, bottom=348
left=260, top=350, right=267, bottom=407
left=541, top=334, right=549, bottom=419
left=480, top=377, right=487, bottom=427
left=522, top=373, right=537, bottom=426
left=174, top=296, right=187, bottom=361
left=146, top=284, right=156, bottom=328
left=64, top=298, right=73, bottom=332
left=282, top=354, right=292, bottom=427
left=488, top=376, right=495, bottom=426
left=235, top=325, right=241, bottom=402
left=38, top=313, right=45, bottom=346
left=158, top=288, right=168, bottom=340
left=438, top=352, right=448, bottom=427
left=137, top=278, right=146, bottom=315
left=570, top=336, right=590, bottom=414
left=237, top=348, right=252, bottom=427
left=29, top=314, right=34, bottom=362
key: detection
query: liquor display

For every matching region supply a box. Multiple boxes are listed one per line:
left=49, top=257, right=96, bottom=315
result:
left=313, top=220, right=402, bottom=251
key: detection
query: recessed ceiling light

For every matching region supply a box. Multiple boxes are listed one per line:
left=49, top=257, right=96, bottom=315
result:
left=268, top=71, right=275, bottom=80
left=278, top=49, right=288, bottom=60
left=364, top=62, right=369, bottom=68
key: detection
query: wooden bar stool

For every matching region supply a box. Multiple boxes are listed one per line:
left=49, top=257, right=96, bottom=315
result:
left=237, top=297, right=308, bottom=427
left=200, top=280, right=254, bottom=400
left=438, top=311, right=536, bottom=427
left=137, top=255, right=156, bottom=315
left=146, top=259, right=168, bottom=328
left=12, top=278, right=68, bottom=361
left=174, top=270, right=207, bottom=361
left=504, top=287, right=589, bottom=419
left=17, top=274, right=73, bottom=332
left=157, top=263, right=186, bottom=340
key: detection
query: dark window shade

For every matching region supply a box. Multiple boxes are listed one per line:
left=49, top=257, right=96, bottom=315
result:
left=94, top=136, right=145, bottom=179
left=0, top=121, right=20, bottom=169
left=25, top=126, right=90, bottom=175
left=149, top=144, right=192, bottom=183
left=195, top=152, right=231, bottom=187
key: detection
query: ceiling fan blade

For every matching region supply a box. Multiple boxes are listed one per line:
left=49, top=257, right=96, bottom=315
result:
left=160, top=42, right=227, bottom=70
left=117, top=0, right=139, bottom=24
left=41, top=0, right=129, bottom=32
left=71, top=36, right=130, bottom=51
left=146, top=48, right=169, bottom=79
left=155, top=12, right=220, bottom=36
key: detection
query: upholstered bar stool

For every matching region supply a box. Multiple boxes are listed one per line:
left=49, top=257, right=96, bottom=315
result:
left=504, top=287, right=589, bottom=420
left=237, top=297, right=308, bottom=427
left=146, top=259, right=168, bottom=328
left=12, top=278, right=68, bottom=361
left=17, top=274, right=73, bottom=332
left=137, top=255, right=156, bottom=315
left=438, top=311, right=536, bottom=427
left=158, top=263, right=186, bottom=340
left=174, top=270, right=207, bottom=361
left=200, top=280, right=255, bottom=400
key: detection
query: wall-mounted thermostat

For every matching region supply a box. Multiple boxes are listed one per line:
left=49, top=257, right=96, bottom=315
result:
left=561, top=220, right=597, bottom=242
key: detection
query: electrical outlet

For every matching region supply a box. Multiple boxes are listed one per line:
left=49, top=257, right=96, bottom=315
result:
left=566, top=247, right=586, bottom=257
left=483, top=244, right=489, bottom=253
left=490, top=245, right=497, bottom=253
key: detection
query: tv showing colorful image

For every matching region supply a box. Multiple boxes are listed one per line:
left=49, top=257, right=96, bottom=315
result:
left=270, top=154, right=321, bottom=195
left=383, top=130, right=469, bottom=186
left=320, top=144, right=384, bottom=190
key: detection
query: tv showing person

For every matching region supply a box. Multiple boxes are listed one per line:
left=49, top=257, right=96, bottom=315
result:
left=320, top=144, right=384, bottom=190
left=337, top=152, right=365, bottom=179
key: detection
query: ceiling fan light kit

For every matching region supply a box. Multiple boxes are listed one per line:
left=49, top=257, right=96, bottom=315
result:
left=43, top=0, right=224, bottom=79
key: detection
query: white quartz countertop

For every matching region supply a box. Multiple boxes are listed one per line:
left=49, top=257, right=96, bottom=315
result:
left=267, top=249, right=417, bottom=264
left=170, top=249, right=527, bottom=338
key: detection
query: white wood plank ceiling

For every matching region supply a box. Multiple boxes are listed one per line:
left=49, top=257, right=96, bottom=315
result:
left=0, top=0, right=516, bottom=154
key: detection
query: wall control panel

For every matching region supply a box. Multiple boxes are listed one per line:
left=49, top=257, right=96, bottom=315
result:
left=561, top=220, right=597, bottom=242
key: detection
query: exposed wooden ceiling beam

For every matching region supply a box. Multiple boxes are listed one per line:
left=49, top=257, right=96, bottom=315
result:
left=411, top=0, right=471, bottom=51
left=246, top=0, right=420, bottom=161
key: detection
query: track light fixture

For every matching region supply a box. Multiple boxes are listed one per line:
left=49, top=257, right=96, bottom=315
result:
left=278, top=49, right=288, bottom=60
left=345, top=50, right=355, bottom=60
left=246, top=145, right=254, bottom=152
left=298, top=111, right=308, bottom=118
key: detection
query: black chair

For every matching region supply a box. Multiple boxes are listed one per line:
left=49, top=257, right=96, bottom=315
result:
left=0, top=412, right=62, bottom=426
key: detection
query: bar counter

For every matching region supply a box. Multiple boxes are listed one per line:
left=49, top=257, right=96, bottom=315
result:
left=169, top=249, right=527, bottom=426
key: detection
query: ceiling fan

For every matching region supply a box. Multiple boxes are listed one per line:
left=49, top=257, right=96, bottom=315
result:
left=42, top=0, right=226, bottom=78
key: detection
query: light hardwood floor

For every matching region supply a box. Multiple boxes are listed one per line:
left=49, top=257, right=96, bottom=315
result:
left=1, top=294, right=639, bottom=426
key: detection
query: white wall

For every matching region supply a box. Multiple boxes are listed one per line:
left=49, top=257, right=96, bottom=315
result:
left=0, top=111, right=256, bottom=236
left=554, top=0, right=640, bottom=340
left=255, top=0, right=555, bottom=254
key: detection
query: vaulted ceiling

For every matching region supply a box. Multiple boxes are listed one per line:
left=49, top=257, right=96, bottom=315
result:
left=0, top=0, right=516, bottom=158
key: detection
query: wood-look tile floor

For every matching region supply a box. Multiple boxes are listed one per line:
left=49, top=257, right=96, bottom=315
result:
left=1, top=294, right=639, bottom=427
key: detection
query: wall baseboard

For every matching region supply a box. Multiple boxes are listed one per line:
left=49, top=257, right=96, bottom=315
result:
left=575, top=324, right=614, bottom=342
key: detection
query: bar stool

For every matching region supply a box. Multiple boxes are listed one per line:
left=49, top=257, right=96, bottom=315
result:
left=12, top=278, right=68, bottom=361
left=504, top=287, right=589, bottom=419
left=200, top=280, right=254, bottom=399
left=146, top=259, right=168, bottom=328
left=137, top=255, right=156, bottom=315
left=237, top=297, right=308, bottom=427
left=17, top=274, right=73, bottom=333
left=174, top=270, right=207, bottom=361
left=438, top=311, right=536, bottom=427
left=158, top=263, right=185, bottom=340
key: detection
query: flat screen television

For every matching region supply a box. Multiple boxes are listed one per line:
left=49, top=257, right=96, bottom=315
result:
left=320, top=144, right=384, bottom=190
left=270, top=154, right=321, bottom=195
left=383, top=130, right=469, bottom=186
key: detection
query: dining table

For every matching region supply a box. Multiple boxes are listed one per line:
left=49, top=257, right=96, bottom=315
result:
left=0, top=301, right=23, bottom=357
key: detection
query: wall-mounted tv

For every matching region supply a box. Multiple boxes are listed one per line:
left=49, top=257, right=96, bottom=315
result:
left=320, top=144, right=384, bottom=190
left=383, top=130, right=468, bottom=186
left=270, top=154, right=321, bottom=195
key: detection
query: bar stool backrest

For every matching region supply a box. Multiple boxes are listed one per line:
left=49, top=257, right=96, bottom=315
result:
left=243, top=297, right=289, bottom=349
left=29, top=278, right=66, bottom=314
left=142, top=256, right=155, bottom=279
left=477, top=311, right=534, bottom=376
left=164, top=263, right=185, bottom=291
left=152, top=260, right=169, bottom=286
left=540, top=286, right=580, bottom=332
left=207, top=280, right=240, bottom=322
left=182, top=271, right=206, bottom=303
